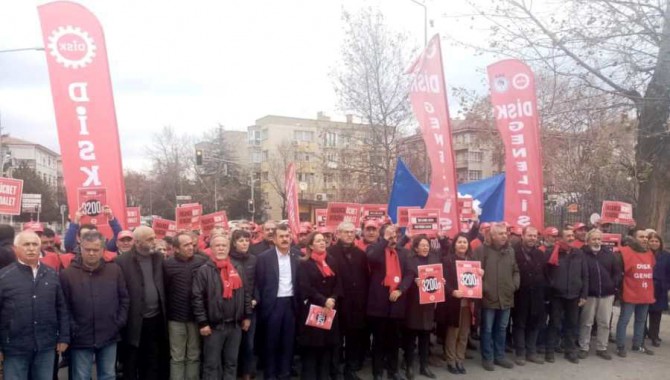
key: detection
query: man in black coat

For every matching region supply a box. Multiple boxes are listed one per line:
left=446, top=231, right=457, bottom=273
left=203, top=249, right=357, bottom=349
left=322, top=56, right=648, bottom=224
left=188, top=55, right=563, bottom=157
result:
left=366, top=224, right=410, bottom=380
left=163, top=232, right=208, bottom=380
left=60, top=230, right=129, bottom=380
left=0, top=231, right=70, bottom=379
left=255, top=224, right=300, bottom=380
left=0, top=224, right=15, bottom=269
left=249, top=220, right=277, bottom=255
left=328, top=221, right=369, bottom=380
left=115, top=226, right=168, bottom=380
left=512, top=226, right=547, bottom=366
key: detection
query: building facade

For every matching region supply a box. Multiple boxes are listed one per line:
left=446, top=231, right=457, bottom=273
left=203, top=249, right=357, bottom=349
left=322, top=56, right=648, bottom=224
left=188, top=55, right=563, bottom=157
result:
left=1, top=135, right=61, bottom=188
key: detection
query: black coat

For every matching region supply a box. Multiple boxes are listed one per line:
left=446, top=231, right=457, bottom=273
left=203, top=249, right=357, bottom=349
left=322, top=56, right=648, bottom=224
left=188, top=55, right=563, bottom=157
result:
left=0, top=262, right=70, bottom=355
left=297, top=256, right=343, bottom=347
left=230, top=249, right=257, bottom=304
left=250, top=240, right=273, bottom=256
left=191, top=260, right=252, bottom=327
left=59, top=259, right=129, bottom=349
left=163, top=253, right=208, bottom=322
left=404, top=252, right=440, bottom=331
left=650, top=250, right=670, bottom=311
left=582, top=246, right=620, bottom=298
left=366, top=239, right=411, bottom=319
left=0, top=225, right=15, bottom=269
left=255, top=247, right=301, bottom=321
left=513, top=244, right=547, bottom=317
left=114, top=249, right=166, bottom=347
left=441, top=251, right=478, bottom=328
left=328, top=242, right=368, bottom=330
left=546, top=248, right=589, bottom=300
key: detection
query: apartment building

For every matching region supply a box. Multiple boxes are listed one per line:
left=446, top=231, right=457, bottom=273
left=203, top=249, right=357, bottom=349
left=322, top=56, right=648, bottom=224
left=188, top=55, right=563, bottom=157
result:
left=0, top=134, right=61, bottom=188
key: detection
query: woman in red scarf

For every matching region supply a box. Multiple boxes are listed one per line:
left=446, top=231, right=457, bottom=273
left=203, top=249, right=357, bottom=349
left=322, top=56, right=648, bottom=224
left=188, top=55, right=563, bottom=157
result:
left=297, top=231, right=343, bottom=379
left=192, top=234, right=252, bottom=380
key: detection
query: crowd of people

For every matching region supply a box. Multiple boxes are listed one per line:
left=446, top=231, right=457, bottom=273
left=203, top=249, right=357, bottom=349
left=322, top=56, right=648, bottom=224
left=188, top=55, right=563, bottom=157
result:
left=0, top=206, right=669, bottom=380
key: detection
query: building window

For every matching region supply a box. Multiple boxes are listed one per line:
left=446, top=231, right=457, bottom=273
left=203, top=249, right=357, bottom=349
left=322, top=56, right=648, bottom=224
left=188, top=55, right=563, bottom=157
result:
left=325, top=132, right=338, bottom=147
left=262, top=171, right=269, bottom=181
left=261, top=150, right=269, bottom=162
left=294, top=152, right=310, bottom=161
left=294, top=130, right=314, bottom=142
left=468, top=170, right=482, bottom=181
left=469, top=151, right=483, bottom=162
left=251, top=151, right=262, bottom=163
left=261, top=129, right=269, bottom=141
left=248, top=130, right=261, bottom=145
left=323, top=173, right=333, bottom=186
left=464, top=133, right=472, bottom=143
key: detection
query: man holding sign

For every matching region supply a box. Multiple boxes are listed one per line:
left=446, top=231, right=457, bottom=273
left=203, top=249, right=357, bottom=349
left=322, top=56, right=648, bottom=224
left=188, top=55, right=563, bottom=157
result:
left=64, top=205, right=122, bottom=254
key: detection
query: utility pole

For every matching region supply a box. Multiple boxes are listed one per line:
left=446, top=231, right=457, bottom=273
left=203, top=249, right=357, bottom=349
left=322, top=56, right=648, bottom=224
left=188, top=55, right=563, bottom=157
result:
left=409, top=0, right=428, bottom=46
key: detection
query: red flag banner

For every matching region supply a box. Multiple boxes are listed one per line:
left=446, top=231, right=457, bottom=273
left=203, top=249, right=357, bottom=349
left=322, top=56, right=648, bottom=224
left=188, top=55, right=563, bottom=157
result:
left=126, top=206, right=141, bottom=229
left=77, top=187, right=108, bottom=227
left=458, top=196, right=475, bottom=231
left=38, top=1, right=127, bottom=237
left=407, top=34, right=459, bottom=237
left=315, top=209, right=327, bottom=227
left=418, top=263, right=445, bottom=304
left=487, top=59, right=544, bottom=229
left=152, top=218, right=177, bottom=240
left=361, top=204, right=387, bottom=222
left=285, top=163, right=300, bottom=242
left=175, top=204, right=202, bottom=231
left=456, top=260, right=482, bottom=299
left=305, top=304, right=337, bottom=331
left=600, top=201, right=635, bottom=226
left=602, top=233, right=622, bottom=252
left=397, top=206, right=420, bottom=228
left=407, top=208, right=440, bottom=237
left=0, top=178, right=23, bottom=215
left=200, top=211, right=229, bottom=236
left=326, top=202, right=361, bottom=228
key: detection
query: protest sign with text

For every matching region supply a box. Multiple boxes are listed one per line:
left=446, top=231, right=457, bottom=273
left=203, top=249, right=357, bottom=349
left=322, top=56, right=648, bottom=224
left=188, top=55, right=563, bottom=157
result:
left=397, top=206, right=420, bottom=228
left=407, top=208, right=440, bottom=237
left=326, top=202, right=361, bottom=228
left=176, top=203, right=202, bottom=231
left=305, top=304, right=337, bottom=330
left=456, top=260, right=482, bottom=299
left=361, top=204, right=387, bottom=221
left=78, top=187, right=108, bottom=227
left=0, top=178, right=23, bottom=215
left=200, top=211, right=229, bottom=236
left=152, top=218, right=177, bottom=240
left=600, top=201, right=635, bottom=226
left=418, top=263, right=445, bottom=304
left=126, top=207, right=141, bottom=229
left=315, top=209, right=327, bottom=227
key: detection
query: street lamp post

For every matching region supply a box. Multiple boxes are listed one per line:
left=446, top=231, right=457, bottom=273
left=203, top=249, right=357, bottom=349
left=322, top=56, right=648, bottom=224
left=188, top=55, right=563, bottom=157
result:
left=409, top=0, right=428, bottom=46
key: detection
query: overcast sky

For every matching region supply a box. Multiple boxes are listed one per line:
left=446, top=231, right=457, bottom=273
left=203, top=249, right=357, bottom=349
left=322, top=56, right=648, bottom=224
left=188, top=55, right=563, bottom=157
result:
left=0, top=0, right=493, bottom=171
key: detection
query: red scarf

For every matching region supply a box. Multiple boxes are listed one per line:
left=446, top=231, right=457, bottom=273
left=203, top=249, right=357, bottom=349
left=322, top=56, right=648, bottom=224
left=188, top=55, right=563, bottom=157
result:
left=310, top=251, right=335, bottom=277
left=213, top=256, right=242, bottom=299
left=548, top=241, right=571, bottom=266
left=383, top=247, right=402, bottom=292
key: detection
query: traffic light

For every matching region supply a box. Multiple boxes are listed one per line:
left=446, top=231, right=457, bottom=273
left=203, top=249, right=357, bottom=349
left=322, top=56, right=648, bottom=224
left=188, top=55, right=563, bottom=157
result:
left=195, top=149, right=203, bottom=165
left=248, top=199, right=255, bottom=213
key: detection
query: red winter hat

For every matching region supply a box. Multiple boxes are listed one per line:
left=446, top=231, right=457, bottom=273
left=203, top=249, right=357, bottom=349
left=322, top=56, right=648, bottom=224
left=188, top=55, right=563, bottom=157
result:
left=118, top=230, right=133, bottom=240
left=299, top=222, right=313, bottom=234
left=364, top=219, right=379, bottom=229
left=23, top=221, right=44, bottom=233
left=511, top=226, right=523, bottom=236
left=544, top=227, right=559, bottom=237
left=480, top=222, right=491, bottom=231
left=573, top=222, right=587, bottom=231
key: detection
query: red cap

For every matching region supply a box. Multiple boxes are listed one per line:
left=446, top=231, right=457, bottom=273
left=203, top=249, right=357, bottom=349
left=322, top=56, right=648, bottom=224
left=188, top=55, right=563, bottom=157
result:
left=23, top=221, right=44, bottom=233
left=317, top=226, right=333, bottom=234
left=118, top=230, right=133, bottom=240
left=480, top=222, right=491, bottom=230
left=544, top=227, right=559, bottom=237
left=299, top=221, right=313, bottom=234
left=511, top=226, right=523, bottom=236
left=364, top=219, right=379, bottom=229
left=573, top=222, right=587, bottom=230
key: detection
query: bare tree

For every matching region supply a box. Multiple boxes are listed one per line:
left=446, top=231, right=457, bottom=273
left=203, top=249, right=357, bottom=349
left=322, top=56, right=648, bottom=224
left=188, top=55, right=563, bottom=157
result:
left=333, top=7, right=418, bottom=200
left=454, top=0, right=670, bottom=231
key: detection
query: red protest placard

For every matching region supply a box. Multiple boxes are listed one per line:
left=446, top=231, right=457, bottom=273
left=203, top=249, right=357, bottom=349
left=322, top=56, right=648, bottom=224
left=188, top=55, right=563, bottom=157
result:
left=200, top=211, right=229, bottom=236
left=602, top=233, right=622, bottom=252
left=126, top=207, right=141, bottom=229
left=418, top=263, right=445, bottom=304
left=0, top=178, right=23, bottom=215
left=305, top=304, right=337, bottom=330
left=326, top=202, right=361, bottom=228
left=458, top=196, right=475, bottom=231
left=315, top=209, right=327, bottom=227
left=175, top=204, right=203, bottom=231
left=397, top=206, right=420, bottom=228
left=78, top=187, right=108, bottom=227
left=152, top=218, right=177, bottom=240
left=456, top=260, right=482, bottom=299
left=600, top=201, right=635, bottom=226
left=361, top=204, right=387, bottom=221
left=407, top=208, right=440, bottom=237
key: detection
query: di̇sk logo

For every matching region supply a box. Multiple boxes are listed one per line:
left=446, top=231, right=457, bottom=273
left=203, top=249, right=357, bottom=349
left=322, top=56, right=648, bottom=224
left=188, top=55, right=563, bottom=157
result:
left=47, top=26, right=97, bottom=69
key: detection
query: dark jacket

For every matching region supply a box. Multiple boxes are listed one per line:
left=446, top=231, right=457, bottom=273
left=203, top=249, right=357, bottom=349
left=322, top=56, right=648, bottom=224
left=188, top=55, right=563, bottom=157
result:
left=366, top=239, right=411, bottom=319
left=0, top=225, right=15, bottom=269
left=59, top=258, right=129, bottom=349
left=255, top=247, right=301, bottom=321
left=442, top=251, right=478, bottom=328
left=404, top=252, right=440, bottom=331
left=64, top=218, right=123, bottom=253
left=114, top=249, right=166, bottom=347
left=192, top=260, right=251, bottom=327
left=546, top=247, right=589, bottom=300
left=513, top=244, right=547, bottom=317
left=650, top=249, right=670, bottom=312
left=0, top=262, right=70, bottom=355
left=297, top=256, right=343, bottom=347
left=230, top=248, right=257, bottom=305
left=582, top=246, right=620, bottom=298
left=328, top=241, right=368, bottom=330
left=473, top=243, right=520, bottom=309
left=250, top=240, right=274, bottom=256
left=163, top=253, right=208, bottom=322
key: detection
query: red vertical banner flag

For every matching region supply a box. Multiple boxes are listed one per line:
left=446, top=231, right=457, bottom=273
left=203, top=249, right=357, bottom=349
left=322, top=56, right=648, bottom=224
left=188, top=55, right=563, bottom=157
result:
left=38, top=1, right=127, bottom=238
left=285, top=163, right=300, bottom=242
left=126, top=207, right=141, bottom=229
left=487, top=59, right=544, bottom=229
left=407, top=35, right=460, bottom=237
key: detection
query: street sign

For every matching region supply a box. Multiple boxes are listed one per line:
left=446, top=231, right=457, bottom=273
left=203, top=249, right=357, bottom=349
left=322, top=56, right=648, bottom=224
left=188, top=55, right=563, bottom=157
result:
left=176, top=195, right=192, bottom=201
left=22, top=193, right=42, bottom=213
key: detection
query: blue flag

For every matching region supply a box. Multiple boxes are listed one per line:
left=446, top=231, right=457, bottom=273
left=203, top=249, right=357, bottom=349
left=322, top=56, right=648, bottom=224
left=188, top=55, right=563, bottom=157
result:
left=388, top=158, right=505, bottom=223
